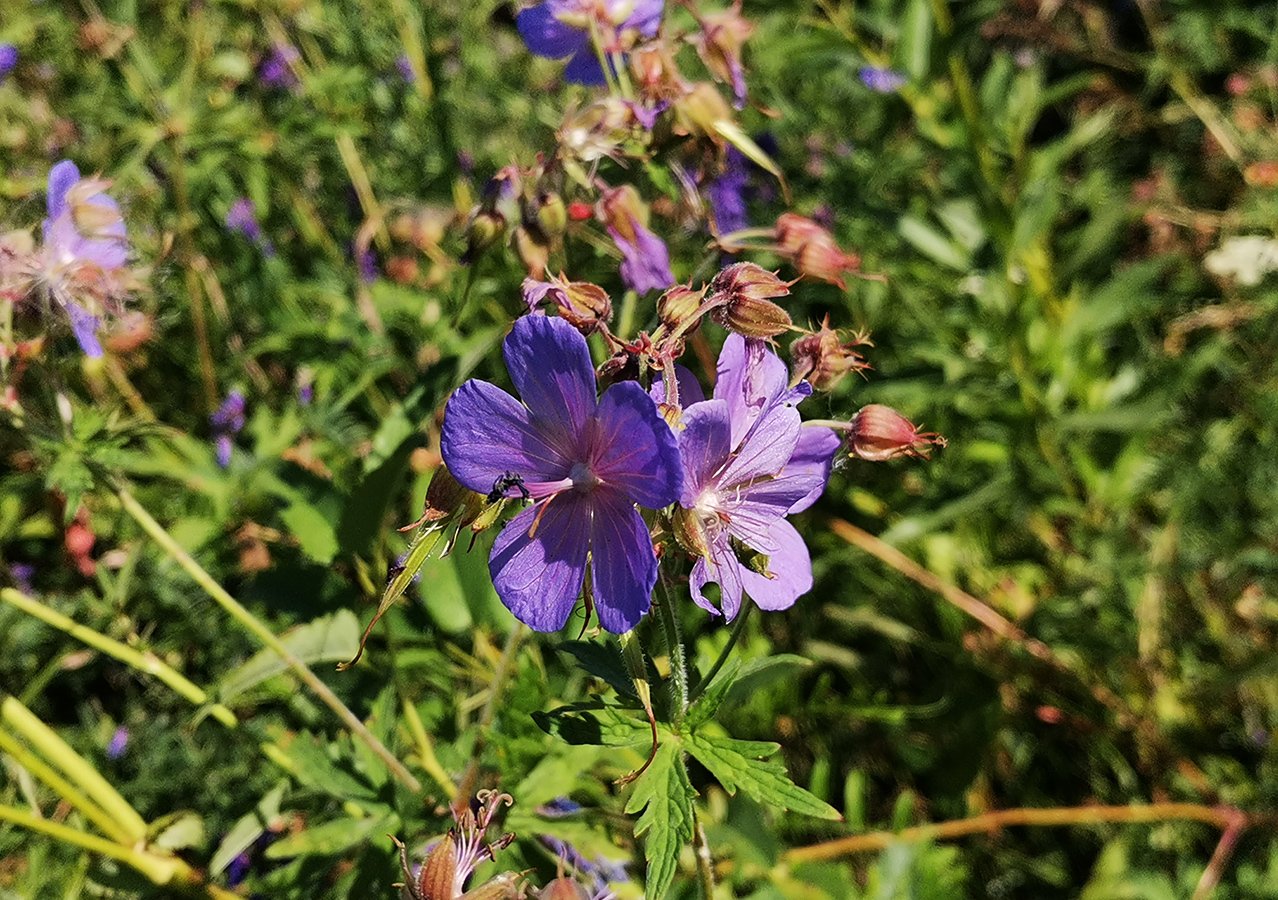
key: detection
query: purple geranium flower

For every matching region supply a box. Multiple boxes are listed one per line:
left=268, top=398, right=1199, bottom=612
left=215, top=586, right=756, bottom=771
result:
left=260, top=44, right=299, bottom=89
left=859, top=65, right=906, bottom=93
left=211, top=390, right=246, bottom=468
left=677, top=335, right=839, bottom=620
left=40, top=160, right=130, bottom=357
left=518, top=0, right=664, bottom=86
left=0, top=45, right=17, bottom=83
left=440, top=315, right=682, bottom=633
left=707, top=146, right=749, bottom=238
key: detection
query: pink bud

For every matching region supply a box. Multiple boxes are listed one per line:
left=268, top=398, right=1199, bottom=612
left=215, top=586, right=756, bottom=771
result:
left=848, top=404, right=947, bottom=461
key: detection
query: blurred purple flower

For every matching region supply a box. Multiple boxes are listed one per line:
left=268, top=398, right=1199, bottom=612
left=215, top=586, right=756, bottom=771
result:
left=396, top=54, right=415, bottom=83
left=260, top=44, right=299, bottom=89
left=225, top=198, right=261, bottom=242
left=541, top=834, right=629, bottom=895
left=11, top=563, right=34, bottom=594
left=0, top=45, right=16, bottom=83
left=517, top=0, right=664, bottom=86
left=708, top=146, right=749, bottom=237
left=440, top=315, right=682, bottom=632
left=106, top=726, right=129, bottom=760
left=677, top=335, right=839, bottom=620
left=39, top=160, right=130, bottom=357
left=859, top=65, right=906, bottom=93
left=611, top=219, right=673, bottom=294
left=357, top=248, right=377, bottom=282
left=210, top=390, right=246, bottom=468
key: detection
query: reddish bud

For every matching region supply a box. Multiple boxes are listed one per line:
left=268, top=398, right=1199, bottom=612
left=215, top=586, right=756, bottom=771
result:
left=657, top=284, right=706, bottom=333
left=386, top=255, right=419, bottom=285
left=538, top=877, right=591, bottom=900
left=705, top=262, right=793, bottom=338
left=567, top=201, right=593, bottom=221
left=848, top=404, right=947, bottom=461
left=773, top=213, right=864, bottom=288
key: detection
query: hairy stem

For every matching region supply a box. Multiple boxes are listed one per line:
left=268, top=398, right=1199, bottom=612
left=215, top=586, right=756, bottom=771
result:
left=657, top=571, right=688, bottom=723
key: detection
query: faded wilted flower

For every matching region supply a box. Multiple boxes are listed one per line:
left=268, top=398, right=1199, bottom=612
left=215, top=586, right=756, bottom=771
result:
left=690, top=0, right=754, bottom=108
left=393, top=791, right=520, bottom=900
left=522, top=274, right=613, bottom=334
left=790, top=317, right=871, bottom=391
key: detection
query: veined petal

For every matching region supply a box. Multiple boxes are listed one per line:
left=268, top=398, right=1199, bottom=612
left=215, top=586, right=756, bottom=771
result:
left=717, top=402, right=800, bottom=489
left=714, top=334, right=807, bottom=447
left=591, top=380, right=683, bottom=509
left=441, top=379, right=573, bottom=494
left=46, top=160, right=80, bottom=220
left=689, top=532, right=744, bottom=620
left=589, top=489, right=659, bottom=633
left=782, top=426, right=840, bottom=513
left=622, top=0, right=665, bottom=36
left=490, top=494, right=590, bottom=632
left=503, top=314, right=598, bottom=439
left=740, top=519, right=812, bottom=611
left=676, top=400, right=731, bottom=507
left=517, top=4, right=590, bottom=59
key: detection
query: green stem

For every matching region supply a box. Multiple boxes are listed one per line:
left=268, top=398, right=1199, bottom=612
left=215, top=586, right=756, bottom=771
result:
left=694, top=815, right=716, bottom=899
left=1, top=588, right=236, bottom=728
left=0, top=727, right=127, bottom=843
left=656, top=572, right=688, bottom=723
left=688, top=601, right=751, bottom=705
left=116, top=487, right=421, bottom=793
left=1, top=696, right=147, bottom=844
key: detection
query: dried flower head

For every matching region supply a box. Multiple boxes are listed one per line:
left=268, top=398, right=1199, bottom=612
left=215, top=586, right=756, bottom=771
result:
left=393, top=791, right=520, bottom=900
left=790, top=317, right=871, bottom=391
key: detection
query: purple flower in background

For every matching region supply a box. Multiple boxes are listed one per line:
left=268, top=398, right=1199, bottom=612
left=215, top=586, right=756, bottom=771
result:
left=441, top=315, right=682, bottom=633
left=707, top=146, right=749, bottom=238
left=225, top=198, right=274, bottom=255
left=357, top=248, right=377, bottom=282
left=40, top=160, right=130, bottom=357
left=0, top=45, right=16, bottom=83
left=210, top=390, right=246, bottom=468
left=677, top=335, right=839, bottom=620
left=10, top=563, right=34, bottom=594
left=106, top=726, right=129, bottom=760
left=260, top=44, right=299, bottom=89
left=859, top=65, right=906, bottom=93
left=541, top=834, right=630, bottom=895
left=600, top=187, right=674, bottom=295
left=518, top=0, right=664, bottom=86
left=396, top=54, right=415, bottom=83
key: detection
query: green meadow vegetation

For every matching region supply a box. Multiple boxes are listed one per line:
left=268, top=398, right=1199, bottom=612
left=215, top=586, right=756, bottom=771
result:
left=2, top=1, right=1278, bottom=898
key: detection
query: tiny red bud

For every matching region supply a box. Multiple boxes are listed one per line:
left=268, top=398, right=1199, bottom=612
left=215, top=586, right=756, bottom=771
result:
left=567, top=201, right=593, bottom=221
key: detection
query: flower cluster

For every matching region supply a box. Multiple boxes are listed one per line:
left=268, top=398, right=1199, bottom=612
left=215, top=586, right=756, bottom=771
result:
left=0, top=160, right=136, bottom=357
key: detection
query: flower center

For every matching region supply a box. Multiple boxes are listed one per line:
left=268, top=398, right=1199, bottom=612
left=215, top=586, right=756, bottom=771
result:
left=569, top=461, right=601, bottom=494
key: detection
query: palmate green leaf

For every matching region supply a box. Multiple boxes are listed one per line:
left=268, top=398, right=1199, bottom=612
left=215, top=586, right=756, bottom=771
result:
left=558, top=639, right=635, bottom=698
left=684, top=732, right=841, bottom=820
left=684, top=659, right=740, bottom=730
left=624, top=741, right=696, bottom=900
left=532, top=702, right=651, bottom=747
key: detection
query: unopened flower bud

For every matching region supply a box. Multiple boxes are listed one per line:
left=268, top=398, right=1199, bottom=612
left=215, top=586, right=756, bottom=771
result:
left=386, top=255, right=419, bottom=285
left=535, top=191, right=568, bottom=238
left=710, top=293, right=792, bottom=338
left=675, top=81, right=733, bottom=137
left=420, top=464, right=481, bottom=526
left=415, top=834, right=458, bottom=900
left=773, top=213, right=864, bottom=288
left=848, top=404, right=947, bottom=461
left=692, top=1, right=754, bottom=107
left=599, top=184, right=649, bottom=244
left=657, top=284, right=706, bottom=333
left=514, top=225, right=550, bottom=280
left=705, top=262, right=793, bottom=338
left=671, top=506, right=713, bottom=559
left=791, top=317, right=871, bottom=390
left=462, top=210, right=505, bottom=265
left=538, top=876, right=591, bottom=900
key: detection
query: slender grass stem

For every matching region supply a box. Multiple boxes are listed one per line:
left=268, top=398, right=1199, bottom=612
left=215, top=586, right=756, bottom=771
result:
left=0, top=728, right=127, bottom=843
left=1, top=588, right=237, bottom=728
left=694, top=815, right=716, bottom=899
left=781, top=803, right=1270, bottom=864
left=116, top=487, right=421, bottom=793
left=0, top=696, right=148, bottom=844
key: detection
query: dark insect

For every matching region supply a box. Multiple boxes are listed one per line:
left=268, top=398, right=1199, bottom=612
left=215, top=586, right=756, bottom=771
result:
left=488, top=471, right=530, bottom=503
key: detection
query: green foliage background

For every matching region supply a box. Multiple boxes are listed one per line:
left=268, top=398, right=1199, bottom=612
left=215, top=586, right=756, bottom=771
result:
left=2, top=0, right=1278, bottom=898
